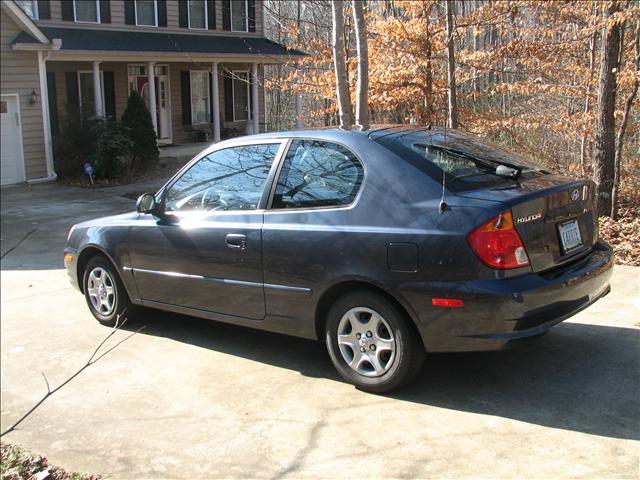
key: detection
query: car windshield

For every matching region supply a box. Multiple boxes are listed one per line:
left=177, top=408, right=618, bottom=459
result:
left=375, top=129, right=547, bottom=192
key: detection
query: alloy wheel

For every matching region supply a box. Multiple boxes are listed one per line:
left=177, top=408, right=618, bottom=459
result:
left=336, top=307, right=397, bottom=377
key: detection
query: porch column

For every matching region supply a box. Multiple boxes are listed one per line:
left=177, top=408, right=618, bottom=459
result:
left=211, top=62, right=221, bottom=142
left=251, top=63, right=259, bottom=134
left=92, top=61, right=103, bottom=118
left=147, top=61, right=158, bottom=135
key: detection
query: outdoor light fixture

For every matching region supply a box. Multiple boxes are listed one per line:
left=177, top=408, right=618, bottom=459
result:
left=29, top=89, right=37, bottom=106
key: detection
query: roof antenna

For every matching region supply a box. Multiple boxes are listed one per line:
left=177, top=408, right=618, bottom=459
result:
left=438, top=122, right=448, bottom=214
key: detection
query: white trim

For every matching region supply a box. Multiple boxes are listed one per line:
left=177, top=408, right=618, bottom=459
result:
left=27, top=173, right=58, bottom=184
left=187, top=0, right=208, bottom=30
left=230, top=70, right=250, bottom=122
left=230, top=0, right=248, bottom=32
left=135, top=0, right=158, bottom=27
left=73, top=0, right=101, bottom=24
left=190, top=70, right=210, bottom=125
left=77, top=70, right=105, bottom=118
left=0, top=1, right=50, bottom=44
left=0, top=94, right=27, bottom=185
left=37, top=51, right=55, bottom=179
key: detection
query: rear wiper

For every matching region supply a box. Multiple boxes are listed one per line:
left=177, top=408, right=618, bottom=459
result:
left=431, top=146, right=522, bottom=180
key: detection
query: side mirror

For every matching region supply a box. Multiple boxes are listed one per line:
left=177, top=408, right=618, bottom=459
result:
left=136, top=193, right=157, bottom=214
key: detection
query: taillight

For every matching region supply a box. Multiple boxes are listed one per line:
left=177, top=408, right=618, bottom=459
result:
left=467, top=210, right=530, bottom=269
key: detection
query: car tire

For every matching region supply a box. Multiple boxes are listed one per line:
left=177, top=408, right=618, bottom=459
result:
left=83, top=255, right=130, bottom=327
left=325, top=290, right=425, bottom=393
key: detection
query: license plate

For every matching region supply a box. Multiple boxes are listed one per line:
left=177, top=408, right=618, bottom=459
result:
left=558, top=220, right=583, bottom=253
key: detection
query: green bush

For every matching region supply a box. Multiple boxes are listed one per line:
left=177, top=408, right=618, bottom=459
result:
left=121, top=91, right=159, bottom=176
left=88, top=119, right=133, bottom=178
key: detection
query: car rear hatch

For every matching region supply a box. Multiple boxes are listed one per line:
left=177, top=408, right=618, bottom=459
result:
left=456, top=175, right=599, bottom=272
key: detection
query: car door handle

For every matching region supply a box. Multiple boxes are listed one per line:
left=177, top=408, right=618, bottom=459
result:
left=225, top=233, right=247, bottom=250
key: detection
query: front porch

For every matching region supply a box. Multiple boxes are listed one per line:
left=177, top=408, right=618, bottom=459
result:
left=46, top=59, right=266, bottom=146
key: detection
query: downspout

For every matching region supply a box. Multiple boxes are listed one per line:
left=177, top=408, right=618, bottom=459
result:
left=37, top=49, right=57, bottom=182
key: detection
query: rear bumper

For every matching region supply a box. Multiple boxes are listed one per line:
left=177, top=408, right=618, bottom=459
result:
left=403, top=241, right=614, bottom=352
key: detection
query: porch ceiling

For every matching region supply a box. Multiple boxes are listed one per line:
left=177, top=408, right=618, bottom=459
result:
left=13, top=26, right=306, bottom=63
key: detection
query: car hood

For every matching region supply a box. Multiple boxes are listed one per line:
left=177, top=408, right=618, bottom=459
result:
left=75, top=211, right=139, bottom=229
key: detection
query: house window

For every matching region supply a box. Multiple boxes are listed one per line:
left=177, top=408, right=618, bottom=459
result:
left=78, top=71, right=104, bottom=120
left=74, top=0, right=100, bottom=23
left=231, top=0, right=248, bottom=32
left=232, top=71, right=250, bottom=121
left=16, top=0, right=38, bottom=19
left=135, top=0, right=157, bottom=26
left=190, top=71, right=210, bottom=125
left=188, top=0, right=207, bottom=30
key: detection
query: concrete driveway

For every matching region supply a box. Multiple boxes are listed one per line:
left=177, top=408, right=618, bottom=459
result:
left=1, top=183, right=639, bottom=479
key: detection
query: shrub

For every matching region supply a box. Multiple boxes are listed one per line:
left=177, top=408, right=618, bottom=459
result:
left=121, top=91, right=159, bottom=176
left=88, top=119, right=133, bottom=178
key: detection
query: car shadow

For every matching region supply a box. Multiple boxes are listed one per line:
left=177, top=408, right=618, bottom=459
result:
left=123, top=308, right=639, bottom=441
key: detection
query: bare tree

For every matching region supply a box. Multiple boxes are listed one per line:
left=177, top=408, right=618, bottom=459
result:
left=352, top=0, right=369, bottom=130
left=445, top=0, right=459, bottom=128
left=593, top=0, right=622, bottom=216
left=331, top=0, right=354, bottom=128
left=612, top=20, right=640, bottom=219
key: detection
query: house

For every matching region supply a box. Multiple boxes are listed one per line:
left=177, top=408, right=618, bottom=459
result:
left=0, top=0, right=302, bottom=186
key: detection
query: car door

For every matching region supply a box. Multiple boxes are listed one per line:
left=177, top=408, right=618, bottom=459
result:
left=261, top=139, right=366, bottom=330
left=127, top=141, right=284, bottom=320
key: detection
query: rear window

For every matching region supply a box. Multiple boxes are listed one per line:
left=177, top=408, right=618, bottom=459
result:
left=375, top=130, right=546, bottom=192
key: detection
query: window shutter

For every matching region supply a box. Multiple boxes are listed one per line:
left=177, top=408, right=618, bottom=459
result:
left=124, top=0, right=135, bottom=25
left=181, top=71, right=192, bottom=125
left=158, top=0, right=167, bottom=27
left=248, top=0, right=256, bottom=32
left=224, top=74, right=233, bottom=121
left=65, top=72, right=79, bottom=112
left=61, top=0, right=73, bottom=21
left=178, top=0, right=188, bottom=28
left=37, top=0, right=51, bottom=20
left=46, top=72, right=58, bottom=134
left=207, top=0, right=216, bottom=30
left=222, top=0, right=230, bottom=30
left=103, top=72, right=116, bottom=119
left=100, top=0, right=111, bottom=23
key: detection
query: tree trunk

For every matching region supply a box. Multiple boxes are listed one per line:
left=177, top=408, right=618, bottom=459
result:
left=445, top=0, right=459, bottom=129
left=331, top=0, right=353, bottom=128
left=611, top=21, right=640, bottom=220
left=592, top=1, right=621, bottom=217
left=352, top=0, right=369, bottom=130
left=580, top=22, right=598, bottom=171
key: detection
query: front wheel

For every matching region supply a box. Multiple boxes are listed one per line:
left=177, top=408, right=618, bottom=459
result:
left=325, top=290, right=425, bottom=393
left=83, top=255, right=130, bottom=327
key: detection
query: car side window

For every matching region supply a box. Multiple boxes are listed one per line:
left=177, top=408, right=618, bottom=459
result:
left=271, top=140, right=364, bottom=209
left=164, top=144, right=280, bottom=212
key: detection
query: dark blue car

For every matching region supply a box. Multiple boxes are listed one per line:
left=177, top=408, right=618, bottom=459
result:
left=64, top=126, right=613, bottom=392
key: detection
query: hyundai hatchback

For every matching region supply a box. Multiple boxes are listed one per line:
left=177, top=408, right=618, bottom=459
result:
left=64, top=126, right=613, bottom=392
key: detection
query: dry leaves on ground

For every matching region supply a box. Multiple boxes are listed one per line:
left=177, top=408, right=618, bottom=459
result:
left=0, top=443, right=98, bottom=480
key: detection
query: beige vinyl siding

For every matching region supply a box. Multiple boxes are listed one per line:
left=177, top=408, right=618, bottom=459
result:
left=0, top=9, right=48, bottom=180
left=37, top=1, right=263, bottom=35
left=110, top=0, right=125, bottom=24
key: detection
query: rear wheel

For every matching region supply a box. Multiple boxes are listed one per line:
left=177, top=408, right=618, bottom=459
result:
left=325, top=290, right=425, bottom=393
left=83, top=255, right=130, bottom=327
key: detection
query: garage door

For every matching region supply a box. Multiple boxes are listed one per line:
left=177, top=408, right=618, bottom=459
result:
left=1, top=95, right=25, bottom=185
